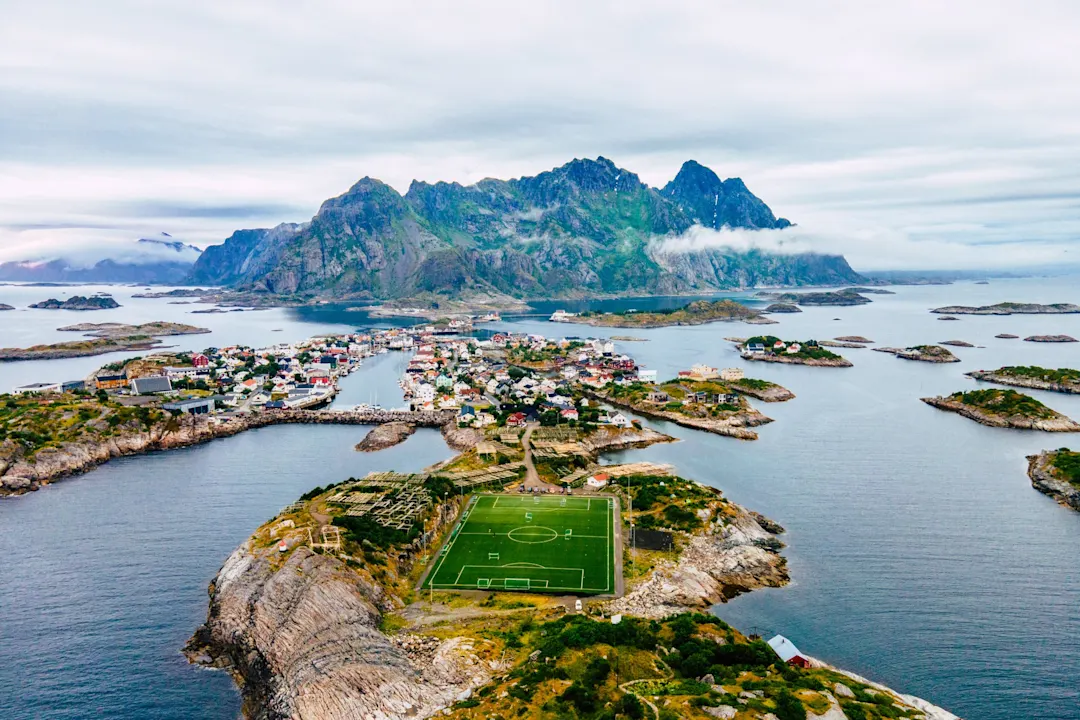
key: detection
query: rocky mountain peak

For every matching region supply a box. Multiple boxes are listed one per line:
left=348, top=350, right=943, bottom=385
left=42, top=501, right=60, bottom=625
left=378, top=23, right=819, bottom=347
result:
left=188, top=156, right=846, bottom=298
left=513, top=156, right=643, bottom=205
left=663, top=160, right=788, bottom=230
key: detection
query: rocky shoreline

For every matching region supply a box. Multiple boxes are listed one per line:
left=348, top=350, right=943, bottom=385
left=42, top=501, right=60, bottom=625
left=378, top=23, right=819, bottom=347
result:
left=1026, top=451, right=1080, bottom=511
left=183, top=538, right=495, bottom=720
left=742, top=352, right=853, bottom=368
left=966, top=370, right=1080, bottom=394
left=0, top=409, right=456, bottom=496
left=730, top=381, right=796, bottom=402
left=604, top=504, right=789, bottom=619
left=920, top=397, right=1080, bottom=432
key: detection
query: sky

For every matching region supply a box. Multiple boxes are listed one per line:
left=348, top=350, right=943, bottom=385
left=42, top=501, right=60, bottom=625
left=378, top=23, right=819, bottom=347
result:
left=1, top=0, right=1078, bottom=271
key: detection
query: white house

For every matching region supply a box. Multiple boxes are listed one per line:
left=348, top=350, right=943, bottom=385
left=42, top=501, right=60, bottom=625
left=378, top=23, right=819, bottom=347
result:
left=12, top=382, right=62, bottom=395
left=719, top=367, right=744, bottom=381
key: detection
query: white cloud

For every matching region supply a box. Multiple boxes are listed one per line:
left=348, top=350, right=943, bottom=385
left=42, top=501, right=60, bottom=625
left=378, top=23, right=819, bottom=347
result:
left=0, top=0, right=1078, bottom=270
left=650, top=224, right=1078, bottom=272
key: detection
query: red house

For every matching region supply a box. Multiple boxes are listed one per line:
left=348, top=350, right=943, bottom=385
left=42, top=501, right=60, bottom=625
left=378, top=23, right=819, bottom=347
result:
left=767, top=635, right=811, bottom=668
left=192, top=354, right=210, bottom=368
left=506, top=412, right=527, bottom=427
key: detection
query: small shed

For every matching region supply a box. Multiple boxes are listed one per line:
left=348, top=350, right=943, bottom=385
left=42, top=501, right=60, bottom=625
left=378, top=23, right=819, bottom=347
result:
left=767, top=635, right=811, bottom=668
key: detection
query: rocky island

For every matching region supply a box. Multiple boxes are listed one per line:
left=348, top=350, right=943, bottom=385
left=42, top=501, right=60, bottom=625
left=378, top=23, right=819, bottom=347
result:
left=931, top=302, right=1080, bottom=315
left=873, top=345, right=961, bottom=363
left=355, top=421, right=417, bottom=451
left=966, top=366, right=1080, bottom=394
left=763, top=302, right=801, bottom=313
left=1027, top=449, right=1080, bottom=511
left=1024, top=334, right=1077, bottom=343
left=739, top=336, right=853, bottom=367
left=759, top=288, right=873, bottom=306
left=568, top=299, right=775, bottom=328
left=0, top=335, right=175, bottom=361
left=0, top=303, right=13, bottom=310
left=29, top=295, right=121, bottom=311
left=0, top=322, right=212, bottom=361
left=594, top=378, right=782, bottom=440
left=57, top=321, right=211, bottom=338
left=184, top=438, right=958, bottom=720
left=921, top=389, right=1080, bottom=431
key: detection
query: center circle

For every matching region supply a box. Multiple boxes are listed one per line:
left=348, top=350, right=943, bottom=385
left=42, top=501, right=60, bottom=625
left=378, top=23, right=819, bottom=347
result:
left=507, top=526, right=558, bottom=544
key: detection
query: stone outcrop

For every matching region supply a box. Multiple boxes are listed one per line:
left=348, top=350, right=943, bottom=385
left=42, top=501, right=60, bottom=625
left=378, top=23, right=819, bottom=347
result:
left=440, top=423, right=485, bottom=452
left=810, top=660, right=962, bottom=720
left=1027, top=451, right=1080, bottom=511
left=355, top=422, right=416, bottom=451
left=579, top=426, right=676, bottom=454
left=730, top=382, right=796, bottom=403
left=873, top=345, right=960, bottom=363
left=1025, top=335, right=1077, bottom=343
left=185, top=543, right=497, bottom=720
left=605, top=508, right=788, bottom=619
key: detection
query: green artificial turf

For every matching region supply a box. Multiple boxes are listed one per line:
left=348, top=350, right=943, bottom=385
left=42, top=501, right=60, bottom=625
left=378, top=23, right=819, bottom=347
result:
left=424, top=494, right=616, bottom=594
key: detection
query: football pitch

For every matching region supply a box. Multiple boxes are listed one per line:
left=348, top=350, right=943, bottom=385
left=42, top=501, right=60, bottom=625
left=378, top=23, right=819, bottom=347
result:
left=423, top=494, right=618, bottom=594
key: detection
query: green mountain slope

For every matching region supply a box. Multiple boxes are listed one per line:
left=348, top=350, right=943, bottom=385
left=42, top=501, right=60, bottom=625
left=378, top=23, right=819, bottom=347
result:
left=190, top=157, right=862, bottom=299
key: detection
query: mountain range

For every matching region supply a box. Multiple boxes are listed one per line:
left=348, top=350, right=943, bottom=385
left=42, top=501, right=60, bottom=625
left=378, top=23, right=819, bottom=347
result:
left=190, top=157, right=863, bottom=300
left=0, top=236, right=202, bottom=284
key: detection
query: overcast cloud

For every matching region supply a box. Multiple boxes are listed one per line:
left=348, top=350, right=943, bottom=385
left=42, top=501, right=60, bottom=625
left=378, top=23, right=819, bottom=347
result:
left=1, top=0, right=1078, bottom=271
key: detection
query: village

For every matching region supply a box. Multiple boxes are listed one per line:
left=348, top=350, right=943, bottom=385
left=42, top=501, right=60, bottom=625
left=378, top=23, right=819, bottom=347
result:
left=10, top=318, right=777, bottom=437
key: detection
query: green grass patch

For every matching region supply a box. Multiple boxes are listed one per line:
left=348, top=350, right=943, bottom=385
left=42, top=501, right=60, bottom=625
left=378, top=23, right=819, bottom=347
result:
left=948, top=388, right=1056, bottom=419
left=424, top=494, right=616, bottom=594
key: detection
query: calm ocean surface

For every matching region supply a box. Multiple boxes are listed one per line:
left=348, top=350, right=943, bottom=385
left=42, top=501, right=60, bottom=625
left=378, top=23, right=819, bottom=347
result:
left=2, top=278, right=1079, bottom=719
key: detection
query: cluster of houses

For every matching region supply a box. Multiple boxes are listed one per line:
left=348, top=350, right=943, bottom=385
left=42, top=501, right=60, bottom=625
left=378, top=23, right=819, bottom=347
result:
left=744, top=339, right=815, bottom=356
left=675, top=364, right=745, bottom=382
left=398, top=332, right=639, bottom=430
